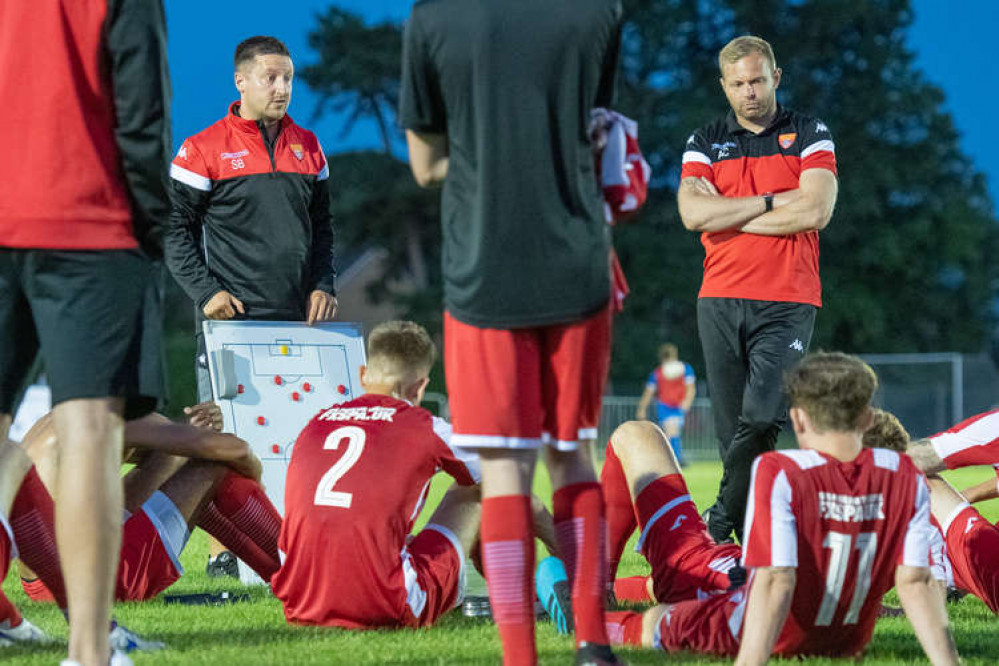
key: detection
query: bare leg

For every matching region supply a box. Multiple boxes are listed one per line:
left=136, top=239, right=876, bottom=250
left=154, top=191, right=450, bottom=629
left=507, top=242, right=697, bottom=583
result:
left=53, top=397, right=124, bottom=666
left=424, top=483, right=482, bottom=553
left=0, top=438, right=32, bottom=517
left=608, top=421, right=682, bottom=500
left=122, top=452, right=187, bottom=515
left=0, top=413, right=11, bottom=440
left=157, top=460, right=226, bottom=524
left=925, top=475, right=970, bottom=528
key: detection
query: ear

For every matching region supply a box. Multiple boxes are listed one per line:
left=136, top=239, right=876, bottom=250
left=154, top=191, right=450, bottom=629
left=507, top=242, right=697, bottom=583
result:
left=789, top=407, right=807, bottom=436
left=401, top=376, right=430, bottom=404
left=772, top=67, right=782, bottom=89
left=857, top=406, right=874, bottom=433
left=235, top=70, right=246, bottom=95
left=358, top=365, right=368, bottom=389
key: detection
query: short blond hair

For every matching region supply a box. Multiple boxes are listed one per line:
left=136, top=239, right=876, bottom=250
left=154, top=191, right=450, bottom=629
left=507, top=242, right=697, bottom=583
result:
left=365, top=321, right=436, bottom=386
left=718, top=35, right=777, bottom=75
left=785, top=352, right=877, bottom=432
left=862, top=409, right=909, bottom=452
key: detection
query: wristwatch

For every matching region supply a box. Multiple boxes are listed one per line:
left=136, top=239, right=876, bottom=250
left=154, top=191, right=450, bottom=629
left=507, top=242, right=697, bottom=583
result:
left=763, top=192, right=774, bottom=212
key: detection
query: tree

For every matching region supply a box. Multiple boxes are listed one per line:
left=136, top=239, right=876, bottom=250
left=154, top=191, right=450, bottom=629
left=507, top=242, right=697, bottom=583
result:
left=608, top=0, right=998, bottom=387
left=304, top=1, right=999, bottom=392
left=301, top=8, right=402, bottom=154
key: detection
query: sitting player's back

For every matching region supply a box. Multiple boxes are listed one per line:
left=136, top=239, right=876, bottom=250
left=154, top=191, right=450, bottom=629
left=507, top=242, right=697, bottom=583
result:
left=743, top=446, right=929, bottom=657
left=274, top=393, right=475, bottom=627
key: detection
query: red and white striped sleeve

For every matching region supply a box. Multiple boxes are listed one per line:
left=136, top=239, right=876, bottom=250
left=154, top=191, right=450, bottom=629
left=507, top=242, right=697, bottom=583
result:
left=899, top=473, right=933, bottom=568
left=432, top=416, right=481, bottom=485
left=169, top=139, right=212, bottom=192
left=679, top=131, right=714, bottom=182
left=930, top=408, right=999, bottom=470
left=742, top=455, right=797, bottom=568
left=799, top=117, right=836, bottom=175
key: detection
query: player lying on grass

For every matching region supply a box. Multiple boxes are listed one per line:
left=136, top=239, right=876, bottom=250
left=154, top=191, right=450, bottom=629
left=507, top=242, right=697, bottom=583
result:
left=594, top=352, right=958, bottom=664
left=272, top=321, right=488, bottom=629
left=16, top=404, right=281, bottom=604
left=871, top=408, right=999, bottom=614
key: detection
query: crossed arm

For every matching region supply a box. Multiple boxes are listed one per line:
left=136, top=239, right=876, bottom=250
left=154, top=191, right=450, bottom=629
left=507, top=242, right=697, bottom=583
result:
left=678, top=168, right=838, bottom=236
left=406, top=130, right=450, bottom=188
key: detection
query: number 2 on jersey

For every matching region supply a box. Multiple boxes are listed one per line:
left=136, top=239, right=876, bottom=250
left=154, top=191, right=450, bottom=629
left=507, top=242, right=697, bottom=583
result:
left=313, top=426, right=366, bottom=509
left=815, top=531, right=877, bottom=626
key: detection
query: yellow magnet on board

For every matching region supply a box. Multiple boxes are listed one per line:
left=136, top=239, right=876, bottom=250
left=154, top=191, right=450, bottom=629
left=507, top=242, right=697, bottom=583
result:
left=280, top=345, right=289, bottom=355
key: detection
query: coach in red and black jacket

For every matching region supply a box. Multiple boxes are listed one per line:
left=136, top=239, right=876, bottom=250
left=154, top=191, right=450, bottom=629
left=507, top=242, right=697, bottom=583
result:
left=677, top=36, right=839, bottom=545
left=165, top=36, right=336, bottom=327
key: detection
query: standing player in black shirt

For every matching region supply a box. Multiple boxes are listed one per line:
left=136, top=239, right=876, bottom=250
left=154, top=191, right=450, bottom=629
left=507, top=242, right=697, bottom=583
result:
left=401, top=2, right=622, bottom=664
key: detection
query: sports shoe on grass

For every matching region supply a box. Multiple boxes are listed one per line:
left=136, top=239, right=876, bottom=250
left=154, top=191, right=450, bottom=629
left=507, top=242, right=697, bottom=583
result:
left=205, top=550, right=239, bottom=578
left=0, top=617, right=51, bottom=646
left=60, top=654, right=133, bottom=666
left=576, top=641, right=623, bottom=665
left=536, top=556, right=573, bottom=634
left=109, top=621, right=165, bottom=652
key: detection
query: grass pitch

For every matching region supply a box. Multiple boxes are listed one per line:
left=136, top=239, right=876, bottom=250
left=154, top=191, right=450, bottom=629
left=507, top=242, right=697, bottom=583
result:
left=2, top=461, right=998, bottom=664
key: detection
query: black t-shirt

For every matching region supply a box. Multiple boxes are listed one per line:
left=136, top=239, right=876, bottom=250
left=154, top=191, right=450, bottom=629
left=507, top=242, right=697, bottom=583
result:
left=400, top=0, right=622, bottom=328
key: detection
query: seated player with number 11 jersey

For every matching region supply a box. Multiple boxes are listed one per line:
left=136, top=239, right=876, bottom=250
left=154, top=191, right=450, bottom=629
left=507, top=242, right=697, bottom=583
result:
left=273, top=321, right=482, bottom=629
left=604, top=352, right=959, bottom=664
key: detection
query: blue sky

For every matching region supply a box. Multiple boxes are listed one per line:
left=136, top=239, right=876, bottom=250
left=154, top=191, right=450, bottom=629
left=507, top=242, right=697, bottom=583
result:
left=166, top=1, right=999, bottom=205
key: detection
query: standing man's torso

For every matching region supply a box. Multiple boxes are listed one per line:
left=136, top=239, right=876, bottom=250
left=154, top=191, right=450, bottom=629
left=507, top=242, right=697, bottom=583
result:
left=171, top=106, right=328, bottom=319
left=401, top=0, right=622, bottom=328
left=681, top=108, right=837, bottom=307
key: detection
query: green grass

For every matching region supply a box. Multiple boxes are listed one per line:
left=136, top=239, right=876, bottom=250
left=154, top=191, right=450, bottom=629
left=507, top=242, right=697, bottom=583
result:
left=3, top=461, right=998, bottom=664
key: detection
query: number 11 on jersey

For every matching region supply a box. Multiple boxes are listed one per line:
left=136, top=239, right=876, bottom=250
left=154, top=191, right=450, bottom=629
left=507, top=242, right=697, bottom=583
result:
left=815, top=531, right=877, bottom=626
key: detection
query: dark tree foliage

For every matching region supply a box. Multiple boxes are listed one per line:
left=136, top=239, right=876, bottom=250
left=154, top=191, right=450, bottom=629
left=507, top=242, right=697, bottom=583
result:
left=306, top=2, right=998, bottom=393
left=301, top=8, right=402, bottom=153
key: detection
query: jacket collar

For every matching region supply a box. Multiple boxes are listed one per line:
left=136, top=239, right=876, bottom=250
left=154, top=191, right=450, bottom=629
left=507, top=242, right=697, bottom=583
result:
left=225, top=101, right=294, bottom=135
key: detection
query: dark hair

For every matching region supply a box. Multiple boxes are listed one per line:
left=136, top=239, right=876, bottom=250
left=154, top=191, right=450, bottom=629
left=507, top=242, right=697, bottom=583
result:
left=658, top=343, right=678, bottom=362
left=784, top=352, right=877, bottom=432
left=863, top=408, right=909, bottom=452
left=234, top=36, right=290, bottom=70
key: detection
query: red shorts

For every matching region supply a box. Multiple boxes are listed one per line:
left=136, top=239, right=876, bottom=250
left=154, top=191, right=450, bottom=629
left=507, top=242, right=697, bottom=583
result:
left=21, top=509, right=180, bottom=603
left=404, top=525, right=466, bottom=627
left=116, top=509, right=181, bottom=601
left=634, top=475, right=741, bottom=603
left=654, top=591, right=742, bottom=656
left=943, top=504, right=999, bottom=613
left=444, top=305, right=611, bottom=450
left=0, top=518, right=12, bottom=578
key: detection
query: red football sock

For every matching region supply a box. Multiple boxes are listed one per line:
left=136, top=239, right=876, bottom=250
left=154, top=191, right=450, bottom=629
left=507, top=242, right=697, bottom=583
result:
left=9, top=467, right=67, bottom=609
left=553, top=481, right=609, bottom=647
left=613, top=575, right=651, bottom=603
left=195, top=472, right=281, bottom=581
left=604, top=610, right=644, bottom=646
left=481, top=494, right=536, bottom=666
left=0, top=525, right=23, bottom=628
left=600, top=443, right=636, bottom=580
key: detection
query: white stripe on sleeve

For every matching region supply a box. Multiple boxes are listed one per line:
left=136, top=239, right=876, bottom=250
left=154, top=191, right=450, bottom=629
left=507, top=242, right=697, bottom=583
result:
left=170, top=164, right=212, bottom=191
left=768, top=469, right=797, bottom=567
left=681, top=150, right=712, bottom=166
left=801, top=139, right=835, bottom=159
left=902, top=478, right=932, bottom=567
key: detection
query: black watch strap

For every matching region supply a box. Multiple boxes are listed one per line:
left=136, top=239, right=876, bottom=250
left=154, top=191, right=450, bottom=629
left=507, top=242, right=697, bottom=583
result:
left=763, top=192, right=774, bottom=212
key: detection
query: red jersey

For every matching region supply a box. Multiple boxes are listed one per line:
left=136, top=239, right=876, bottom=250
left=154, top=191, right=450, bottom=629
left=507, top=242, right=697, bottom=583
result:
left=680, top=108, right=836, bottom=307
left=0, top=0, right=170, bottom=251
left=930, top=408, right=999, bottom=471
left=646, top=362, right=695, bottom=408
left=656, top=447, right=932, bottom=657
left=272, top=394, right=480, bottom=628
left=742, top=448, right=932, bottom=657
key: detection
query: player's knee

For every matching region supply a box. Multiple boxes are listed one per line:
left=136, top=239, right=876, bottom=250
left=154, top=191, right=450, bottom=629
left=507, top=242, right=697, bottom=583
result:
left=611, top=420, right=668, bottom=457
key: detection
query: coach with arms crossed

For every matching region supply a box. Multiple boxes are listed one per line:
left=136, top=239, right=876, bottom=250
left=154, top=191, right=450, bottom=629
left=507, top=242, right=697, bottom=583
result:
left=677, top=36, right=838, bottom=543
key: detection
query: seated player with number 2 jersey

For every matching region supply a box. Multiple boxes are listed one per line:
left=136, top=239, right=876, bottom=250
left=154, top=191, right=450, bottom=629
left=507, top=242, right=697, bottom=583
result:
left=603, top=352, right=959, bottom=664
left=272, top=321, right=482, bottom=629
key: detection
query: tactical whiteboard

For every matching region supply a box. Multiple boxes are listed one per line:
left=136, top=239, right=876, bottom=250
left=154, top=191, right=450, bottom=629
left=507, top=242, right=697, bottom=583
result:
left=202, top=320, right=366, bottom=518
